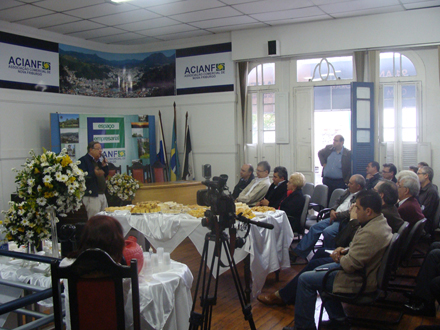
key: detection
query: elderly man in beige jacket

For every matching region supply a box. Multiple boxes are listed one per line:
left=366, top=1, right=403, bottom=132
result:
left=236, top=160, right=271, bottom=207
left=285, top=189, right=393, bottom=330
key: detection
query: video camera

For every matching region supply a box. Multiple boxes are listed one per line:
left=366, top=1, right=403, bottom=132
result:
left=196, top=174, right=236, bottom=230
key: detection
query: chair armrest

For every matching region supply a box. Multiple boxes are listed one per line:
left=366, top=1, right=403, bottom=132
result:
left=321, top=267, right=367, bottom=302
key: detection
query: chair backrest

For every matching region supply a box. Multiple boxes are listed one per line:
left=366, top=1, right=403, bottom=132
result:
left=377, top=233, right=400, bottom=292
left=302, top=183, right=315, bottom=197
left=310, top=184, right=328, bottom=211
left=433, top=202, right=440, bottom=230
left=51, top=249, right=140, bottom=330
left=399, top=218, right=427, bottom=265
left=127, top=163, right=145, bottom=183
left=392, top=221, right=410, bottom=271
left=298, top=194, right=311, bottom=234
left=328, top=188, right=346, bottom=208
left=108, top=163, right=122, bottom=177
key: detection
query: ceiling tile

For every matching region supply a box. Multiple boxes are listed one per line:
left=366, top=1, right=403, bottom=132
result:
left=65, top=3, right=136, bottom=19
left=112, top=36, right=160, bottom=45
left=156, top=29, right=213, bottom=41
left=16, top=13, right=80, bottom=28
left=191, top=15, right=258, bottom=28
left=402, top=0, right=440, bottom=8
left=171, top=6, right=243, bottom=23
left=0, top=0, right=23, bottom=10
left=265, top=14, right=332, bottom=25
left=148, top=0, right=225, bottom=16
left=310, top=0, right=351, bottom=5
left=117, top=17, right=181, bottom=31
left=44, top=20, right=106, bottom=34
left=0, top=4, right=54, bottom=21
left=89, top=32, right=146, bottom=43
left=330, top=5, right=404, bottom=17
left=128, top=0, right=184, bottom=8
left=33, top=0, right=103, bottom=12
left=140, top=24, right=198, bottom=37
left=251, top=6, right=325, bottom=21
left=233, top=0, right=314, bottom=15
left=207, top=22, right=268, bottom=32
left=90, top=8, right=160, bottom=25
left=68, top=27, right=127, bottom=39
left=220, top=0, right=262, bottom=4
left=319, top=0, right=401, bottom=14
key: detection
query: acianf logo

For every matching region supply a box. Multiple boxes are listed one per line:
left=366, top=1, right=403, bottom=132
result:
left=118, top=150, right=125, bottom=157
left=216, top=63, right=225, bottom=71
left=43, top=62, right=51, bottom=70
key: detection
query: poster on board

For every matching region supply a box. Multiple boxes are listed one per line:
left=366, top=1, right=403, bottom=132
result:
left=0, top=31, right=59, bottom=93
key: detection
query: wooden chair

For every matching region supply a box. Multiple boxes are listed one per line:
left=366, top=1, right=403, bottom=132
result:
left=107, top=162, right=121, bottom=177
left=127, top=162, right=146, bottom=183
left=51, top=248, right=140, bottom=330
left=318, top=233, right=403, bottom=330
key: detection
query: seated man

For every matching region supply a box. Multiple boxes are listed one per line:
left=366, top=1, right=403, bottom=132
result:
left=396, top=172, right=425, bottom=228
left=257, top=180, right=402, bottom=307
left=404, top=242, right=440, bottom=317
left=232, top=164, right=254, bottom=199
left=286, top=190, right=393, bottom=330
left=417, top=166, right=440, bottom=234
left=256, top=166, right=288, bottom=209
left=365, top=161, right=382, bottom=190
left=382, top=163, right=397, bottom=183
left=291, top=174, right=365, bottom=259
left=236, top=161, right=271, bottom=207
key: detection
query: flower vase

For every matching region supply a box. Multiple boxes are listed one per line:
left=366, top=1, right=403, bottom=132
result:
left=49, top=208, right=60, bottom=258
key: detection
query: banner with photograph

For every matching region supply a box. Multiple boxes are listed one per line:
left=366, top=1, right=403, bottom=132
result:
left=50, top=113, right=157, bottom=182
left=0, top=31, right=59, bottom=93
left=175, top=43, right=234, bottom=95
left=59, top=44, right=175, bottom=98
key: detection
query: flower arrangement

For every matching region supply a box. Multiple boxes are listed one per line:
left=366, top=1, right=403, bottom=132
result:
left=107, top=173, right=140, bottom=202
left=1, top=148, right=86, bottom=247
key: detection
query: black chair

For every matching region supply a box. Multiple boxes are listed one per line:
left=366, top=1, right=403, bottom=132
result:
left=51, top=248, right=141, bottom=330
left=399, top=218, right=427, bottom=267
left=290, top=194, right=311, bottom=239
left=304, top=188, right=345, bottom=230
left=318, top=233, right=402, bottom=330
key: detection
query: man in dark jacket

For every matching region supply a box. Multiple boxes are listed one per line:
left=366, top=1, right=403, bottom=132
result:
left=256, top=166, right=288, bottom=209
left=78, top=141, right=109, bottom=219
left=318, top=135, right=351, bottom=203
left=396, top=173, right=425, bottom=228
left=365, top=161, right=382, bottom=190
left=417, top=166, right=439, bottom=234
left=232, top=164, right=254, bottom=199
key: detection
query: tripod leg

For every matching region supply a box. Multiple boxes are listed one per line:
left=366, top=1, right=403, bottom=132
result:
left=221, top=235, right=257, bottom=330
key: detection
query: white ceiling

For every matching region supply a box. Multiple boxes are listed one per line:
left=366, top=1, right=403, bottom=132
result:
left=1, top=0, right=439, bottom=45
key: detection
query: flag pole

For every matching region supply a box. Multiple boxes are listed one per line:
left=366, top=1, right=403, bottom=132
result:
left=158, top=110, right=169, bottom=181
left=182, top=111, right=189, bottom=180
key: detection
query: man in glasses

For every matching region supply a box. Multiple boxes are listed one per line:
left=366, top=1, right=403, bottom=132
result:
left=78, top=141, right=109, bottom=219
left=236, top=160, right=271, bottom=207
left=417, top=166, right=439, bottom=234
left=381, top=163, right=397, bottom=183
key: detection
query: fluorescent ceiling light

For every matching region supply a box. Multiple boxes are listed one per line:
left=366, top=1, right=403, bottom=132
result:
left=107, top=0, right=134, bottom=4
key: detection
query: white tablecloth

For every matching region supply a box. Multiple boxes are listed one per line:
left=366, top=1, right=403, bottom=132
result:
left=106, top=209, right=293, bottom=297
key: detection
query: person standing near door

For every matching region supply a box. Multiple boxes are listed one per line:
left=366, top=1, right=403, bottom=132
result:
left=318, top=135, right=351, bottom=203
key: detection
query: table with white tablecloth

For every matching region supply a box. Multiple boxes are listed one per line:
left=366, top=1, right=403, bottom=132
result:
left=104, top=209, right=294, bottom=297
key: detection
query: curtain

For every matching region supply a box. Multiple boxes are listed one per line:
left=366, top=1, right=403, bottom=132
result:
left=237, top=61, right=249, bottom=167
left=367, top=50, right=380, bottom=160
left=438, top=46, right=440, bottom=86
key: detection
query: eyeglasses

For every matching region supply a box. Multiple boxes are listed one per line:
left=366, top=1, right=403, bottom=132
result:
left=256, top=169, right=266, bottom=173
left=93, top=148, right=102, bottom=151
left=417, top=172, right=426, bottom=175
left=381, top=170, right=390, bottom=174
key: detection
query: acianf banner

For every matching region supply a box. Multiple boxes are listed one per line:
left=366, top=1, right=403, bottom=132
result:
left=175, top=43, right=234, bottom=95
left=0, top=31, right=59, bottom=93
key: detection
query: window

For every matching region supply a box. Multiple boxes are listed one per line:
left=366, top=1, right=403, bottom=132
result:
left=297, top=56, right=353, bottom=82
left=380, top=52, right=417, bottom=78
left=248, top=63, right=275, bottom=86
left=251, top=92, right=276, bottom=144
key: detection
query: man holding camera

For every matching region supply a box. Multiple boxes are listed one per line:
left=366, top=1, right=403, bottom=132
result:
left=236, top=161, right=271, bottom=207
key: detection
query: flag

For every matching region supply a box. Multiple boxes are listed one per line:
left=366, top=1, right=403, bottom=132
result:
left=170, top=105, right=180, bottom=181
left=156, top=111, right=168, bottom=167
left=182, top=121, right=194, bottom=180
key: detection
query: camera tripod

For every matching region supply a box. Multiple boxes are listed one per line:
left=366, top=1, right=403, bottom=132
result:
left=189, top=215, right=274, bottom=330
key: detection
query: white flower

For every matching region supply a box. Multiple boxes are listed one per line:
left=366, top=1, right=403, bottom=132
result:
left=55, top=172, right=63, bottom=181
left=36, top=197, right=47, bottom=206
left=60, top=174, right=68, bottom=182
left=68, top=186, right=76, bottom=194
left=43, top=175, right=52, bottom=183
